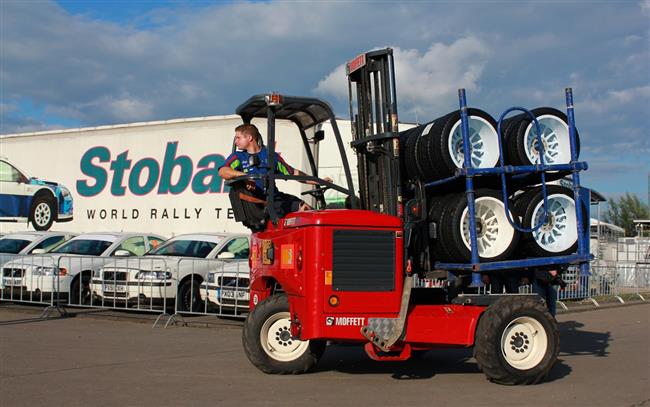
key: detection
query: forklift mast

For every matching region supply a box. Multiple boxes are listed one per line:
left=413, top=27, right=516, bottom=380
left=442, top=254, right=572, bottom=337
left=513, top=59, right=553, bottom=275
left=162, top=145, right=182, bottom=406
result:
left=347, top=48, right=402, bottom=216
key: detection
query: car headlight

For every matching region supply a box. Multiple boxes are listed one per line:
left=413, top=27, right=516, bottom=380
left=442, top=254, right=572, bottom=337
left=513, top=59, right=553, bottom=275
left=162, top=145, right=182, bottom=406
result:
left=93, top=270, right=101, bottom=278
left=207, top=273, right=215, bottom=284
left=135, top=271, right=172, bottom=280
left=32, top=266, right=67, bottom=276
left=59, top=186, right=71, bottom=198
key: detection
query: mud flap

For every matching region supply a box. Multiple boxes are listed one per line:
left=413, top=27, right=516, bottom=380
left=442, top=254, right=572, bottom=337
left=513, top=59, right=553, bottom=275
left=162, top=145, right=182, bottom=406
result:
left=360, top=274, right=413, bottom=352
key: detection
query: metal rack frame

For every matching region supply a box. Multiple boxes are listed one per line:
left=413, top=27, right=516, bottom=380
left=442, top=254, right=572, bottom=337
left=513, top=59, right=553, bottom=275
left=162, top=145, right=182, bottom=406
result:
left=430, top=88, right=591, bottom=283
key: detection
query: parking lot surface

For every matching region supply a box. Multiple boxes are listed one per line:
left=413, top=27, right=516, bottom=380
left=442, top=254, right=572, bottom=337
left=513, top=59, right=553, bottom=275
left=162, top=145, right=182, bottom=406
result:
left=1, top=303, right=648, bottom=407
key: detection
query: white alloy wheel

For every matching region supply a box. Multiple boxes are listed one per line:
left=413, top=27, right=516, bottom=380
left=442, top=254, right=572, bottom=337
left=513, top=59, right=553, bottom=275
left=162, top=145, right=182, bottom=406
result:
left=260, top=311, right=309, bottom=362
left=448, top=116, right=500, bottom=169
left=531, top=193, right=577, bottom=253
left=460, top=197, right=515, bottom=259
left=524, top=115, right=571, bottom=165
left=500, top=316, right=548, bottom=370
left=34, top=202, right=52, bottom=227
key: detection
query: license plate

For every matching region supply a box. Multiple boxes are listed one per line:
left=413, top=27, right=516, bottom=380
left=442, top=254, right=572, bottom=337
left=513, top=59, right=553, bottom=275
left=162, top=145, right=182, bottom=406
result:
left=103, top=284, right=127, bottom=293
left=221, top=289, right=249, bottom=300
left=3, top=277, right=23, bottom=286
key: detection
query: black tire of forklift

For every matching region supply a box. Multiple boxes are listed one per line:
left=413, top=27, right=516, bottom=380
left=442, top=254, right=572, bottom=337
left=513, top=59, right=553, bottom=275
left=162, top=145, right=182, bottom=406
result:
left=474, top=295, right=559, bottom=385
left=242, top=294, right=326, bottom=374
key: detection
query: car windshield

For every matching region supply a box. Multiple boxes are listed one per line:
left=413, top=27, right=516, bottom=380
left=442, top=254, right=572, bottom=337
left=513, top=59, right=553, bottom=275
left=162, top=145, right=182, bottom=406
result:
left=0, top=239, right=31, bottom=254
left=147, top=240, right=217, bottom=258
left=51, top=239, right=113, bottom=256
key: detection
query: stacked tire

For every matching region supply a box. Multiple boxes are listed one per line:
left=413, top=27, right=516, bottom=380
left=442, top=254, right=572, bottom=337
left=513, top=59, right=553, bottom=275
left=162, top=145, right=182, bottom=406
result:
left=500, top=108, right=579, bottom=183
left=428, top=189, right=519, bottom=262
left=513, top=185, right=579, bottom=257
left=400, top=109, right=501, bottom=183
left=399, top=106, right=581, bottom=264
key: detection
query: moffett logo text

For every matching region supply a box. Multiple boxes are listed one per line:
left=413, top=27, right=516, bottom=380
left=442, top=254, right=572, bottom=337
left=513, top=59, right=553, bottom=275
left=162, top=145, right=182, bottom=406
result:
left=325, top=316, right=365, bottom=326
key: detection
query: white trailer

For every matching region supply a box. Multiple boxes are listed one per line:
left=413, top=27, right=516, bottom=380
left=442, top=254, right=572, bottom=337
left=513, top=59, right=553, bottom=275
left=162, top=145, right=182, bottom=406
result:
left=1, top=115, right=364, bottom=236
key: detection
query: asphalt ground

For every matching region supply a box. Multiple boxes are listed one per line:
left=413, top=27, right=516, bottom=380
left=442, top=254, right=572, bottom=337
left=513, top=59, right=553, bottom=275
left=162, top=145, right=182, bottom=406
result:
left=0, top=303, right=648, bottom=407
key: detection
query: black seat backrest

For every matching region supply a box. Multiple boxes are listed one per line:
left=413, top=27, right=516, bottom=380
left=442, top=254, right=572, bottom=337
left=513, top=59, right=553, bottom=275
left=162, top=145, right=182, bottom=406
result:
left=228, top=182, right=267, bottom=232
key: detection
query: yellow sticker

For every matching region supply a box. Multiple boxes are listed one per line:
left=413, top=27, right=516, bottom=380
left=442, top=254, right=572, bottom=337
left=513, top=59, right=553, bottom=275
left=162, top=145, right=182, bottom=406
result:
left=324, top=270, right=332, bottom=285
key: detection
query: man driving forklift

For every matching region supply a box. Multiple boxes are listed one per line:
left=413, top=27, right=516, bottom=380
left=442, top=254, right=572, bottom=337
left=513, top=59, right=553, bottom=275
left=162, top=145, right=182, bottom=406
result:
left=219, top=123, right=331, bottom=217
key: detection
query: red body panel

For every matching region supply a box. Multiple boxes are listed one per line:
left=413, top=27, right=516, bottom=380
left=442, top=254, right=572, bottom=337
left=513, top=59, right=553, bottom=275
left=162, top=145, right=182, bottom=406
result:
left=248, top=209, right=485, bottom=348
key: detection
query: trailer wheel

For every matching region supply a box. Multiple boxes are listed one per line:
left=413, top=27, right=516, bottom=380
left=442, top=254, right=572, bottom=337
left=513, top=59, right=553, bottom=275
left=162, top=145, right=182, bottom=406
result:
left=474, top=295, right=559, bottom=385
left=243, top=294, right=325, bottom=374
left=515, top=185, right=578, bottom=257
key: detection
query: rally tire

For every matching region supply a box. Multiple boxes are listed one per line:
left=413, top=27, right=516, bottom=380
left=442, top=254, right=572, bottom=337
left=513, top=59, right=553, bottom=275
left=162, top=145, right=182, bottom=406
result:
left=505, top=107, right=580, bottom=167
left=441, top=189, right=519, bottom=262
left=515, top=185, right=579, bottom=257
left=30, top=196, right=56, bottom=231
left=431, top=109, right=500, bottom=179
left=242, top=294, right=325, bottom=374
left=474, top=295, right=559, bottom=385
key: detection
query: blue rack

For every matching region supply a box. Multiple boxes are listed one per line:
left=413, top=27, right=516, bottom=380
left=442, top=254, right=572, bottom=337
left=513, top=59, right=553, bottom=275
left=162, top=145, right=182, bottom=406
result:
left=429, top=88, right=591, bottom=284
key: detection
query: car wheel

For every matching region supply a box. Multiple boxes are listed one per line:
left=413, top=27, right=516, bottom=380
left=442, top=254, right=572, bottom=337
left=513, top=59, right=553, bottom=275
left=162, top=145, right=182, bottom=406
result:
left=474, top=295, right=559, bottom=385
left=242, top=294, right=325, bottom=374
left=69, top=273, right=92, bottom=306
left=30, top=196, right=56, bottom=231
left=177, top=278, right=202, bottom=312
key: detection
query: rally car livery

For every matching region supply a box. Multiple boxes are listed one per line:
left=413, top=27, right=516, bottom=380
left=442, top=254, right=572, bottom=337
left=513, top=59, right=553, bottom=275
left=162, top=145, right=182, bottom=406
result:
left=0, top=157, right=74, bottom=231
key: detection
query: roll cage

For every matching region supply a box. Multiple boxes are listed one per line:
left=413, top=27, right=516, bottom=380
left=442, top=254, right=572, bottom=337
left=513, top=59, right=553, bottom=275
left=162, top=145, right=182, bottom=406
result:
left=233, top=94, right=357, bottom=225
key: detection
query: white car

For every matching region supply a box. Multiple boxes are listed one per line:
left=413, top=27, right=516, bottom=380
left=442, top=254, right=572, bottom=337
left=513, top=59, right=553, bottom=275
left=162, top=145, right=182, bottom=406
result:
left=0, top=231, right=76, bottom=266
left=92, top=233, right=249, bottom=312
left=200, top=260, right=250, bottom=314
left=0, top=232, right=165, bottom=305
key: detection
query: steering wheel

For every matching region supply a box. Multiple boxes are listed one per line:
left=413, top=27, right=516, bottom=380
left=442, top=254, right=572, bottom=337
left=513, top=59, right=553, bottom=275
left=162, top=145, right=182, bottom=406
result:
left=301, top=184, right=330, bottom=209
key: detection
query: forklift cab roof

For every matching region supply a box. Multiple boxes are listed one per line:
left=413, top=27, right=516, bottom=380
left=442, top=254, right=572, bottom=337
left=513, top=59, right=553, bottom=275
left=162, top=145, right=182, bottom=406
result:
left=236, top=94, right=336, bottom=130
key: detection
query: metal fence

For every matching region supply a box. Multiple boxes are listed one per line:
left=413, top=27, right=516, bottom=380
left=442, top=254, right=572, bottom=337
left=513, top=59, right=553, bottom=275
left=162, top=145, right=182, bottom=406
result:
left=2, top=255, right=648, bottom=324
left=1, top=255, right=250, bottom=326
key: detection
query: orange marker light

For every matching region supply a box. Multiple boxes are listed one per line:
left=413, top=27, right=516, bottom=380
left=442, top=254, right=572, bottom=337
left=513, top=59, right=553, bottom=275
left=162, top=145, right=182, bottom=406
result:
left=328, top=295, right=339, bottom=307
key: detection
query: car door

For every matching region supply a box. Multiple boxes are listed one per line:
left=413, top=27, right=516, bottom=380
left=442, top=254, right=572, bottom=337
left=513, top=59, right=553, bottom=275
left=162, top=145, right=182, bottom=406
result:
left=0, top=160, right=31, bottom=219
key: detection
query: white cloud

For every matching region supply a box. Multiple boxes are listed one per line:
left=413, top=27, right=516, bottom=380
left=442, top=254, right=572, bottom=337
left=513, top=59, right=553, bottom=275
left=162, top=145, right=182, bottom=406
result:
left=581, top=85, right=650, bottom=114
left=316, top=38, right=490, bottom=121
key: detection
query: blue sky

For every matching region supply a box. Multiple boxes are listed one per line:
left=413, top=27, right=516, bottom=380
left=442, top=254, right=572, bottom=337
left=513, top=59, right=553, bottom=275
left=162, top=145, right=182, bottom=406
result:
left=1, top=0, right=649, bottom=203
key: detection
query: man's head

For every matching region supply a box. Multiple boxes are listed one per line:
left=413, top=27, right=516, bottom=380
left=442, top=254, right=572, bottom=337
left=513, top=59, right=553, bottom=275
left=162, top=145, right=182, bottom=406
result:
left=234, top=124, right=261, bottom=152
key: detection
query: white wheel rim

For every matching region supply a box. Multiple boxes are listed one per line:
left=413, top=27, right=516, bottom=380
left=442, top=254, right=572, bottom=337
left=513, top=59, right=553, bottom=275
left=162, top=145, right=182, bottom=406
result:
left=260, top=311, right=309, bottom=362
left=524, top=115, right=571, bottom=165
left=448, top=116, right=500, bottom=169
left=531, top=193, right=577, bottom=252
left=501, top=316, right=548, bottom=370
left=34, top=202, right=51, bottom=226
left=460, top=197, right=515, bottom=259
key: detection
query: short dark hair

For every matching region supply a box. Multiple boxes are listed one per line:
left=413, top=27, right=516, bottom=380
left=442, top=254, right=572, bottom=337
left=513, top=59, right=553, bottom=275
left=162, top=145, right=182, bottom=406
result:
left=235, top=124, right=260, bottom=143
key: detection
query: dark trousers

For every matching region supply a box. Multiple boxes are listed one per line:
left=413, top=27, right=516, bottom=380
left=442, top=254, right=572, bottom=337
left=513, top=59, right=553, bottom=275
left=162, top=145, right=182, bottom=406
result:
left=533, top=280, right=558, bottom=317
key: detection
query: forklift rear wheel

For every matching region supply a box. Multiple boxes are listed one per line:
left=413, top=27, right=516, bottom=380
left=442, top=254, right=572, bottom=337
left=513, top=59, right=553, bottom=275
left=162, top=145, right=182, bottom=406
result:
left=474, top=295, right=559, bottom=385
left=243, top=294, right=325, bottom=374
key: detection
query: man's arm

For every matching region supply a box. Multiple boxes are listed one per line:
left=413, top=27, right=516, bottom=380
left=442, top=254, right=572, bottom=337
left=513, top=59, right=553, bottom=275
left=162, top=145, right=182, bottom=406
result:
left=219, top=166, right=245, bottom=180
left=293, top=169, right=333, bottom=185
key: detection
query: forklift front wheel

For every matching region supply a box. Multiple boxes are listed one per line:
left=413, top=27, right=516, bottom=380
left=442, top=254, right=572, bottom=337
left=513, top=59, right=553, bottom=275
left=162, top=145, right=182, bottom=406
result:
left=242, top=294, right=326, bottom=374
left=474, top=295, right=559, bottom=385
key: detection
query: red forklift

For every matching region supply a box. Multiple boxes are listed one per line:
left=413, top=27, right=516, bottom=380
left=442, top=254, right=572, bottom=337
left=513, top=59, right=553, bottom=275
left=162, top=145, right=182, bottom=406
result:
left=229, top=49, right=590, bottom=384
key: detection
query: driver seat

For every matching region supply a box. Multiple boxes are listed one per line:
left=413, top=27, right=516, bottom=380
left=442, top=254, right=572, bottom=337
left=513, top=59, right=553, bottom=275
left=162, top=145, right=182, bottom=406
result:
left=228, top=181, right=267, bottom=232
